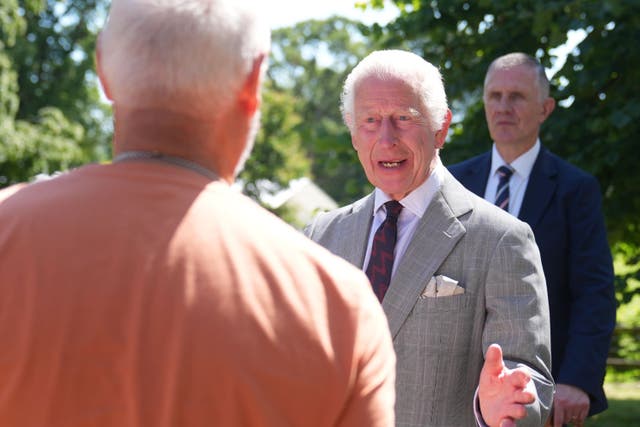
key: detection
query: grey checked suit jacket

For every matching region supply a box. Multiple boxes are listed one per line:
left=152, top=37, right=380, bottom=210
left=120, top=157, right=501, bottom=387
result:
left=305, top=169, right=554, bottom=427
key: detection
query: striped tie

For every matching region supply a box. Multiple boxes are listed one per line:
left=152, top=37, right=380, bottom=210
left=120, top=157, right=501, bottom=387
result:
left=495, top=165, right=514, bottom=211
left=366, top=201, right=403, bottom=302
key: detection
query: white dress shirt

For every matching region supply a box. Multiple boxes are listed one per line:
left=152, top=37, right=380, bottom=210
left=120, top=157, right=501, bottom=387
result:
left=362, top=161, right=444, bottom=276
left=484, top=140, right=540, bottom=217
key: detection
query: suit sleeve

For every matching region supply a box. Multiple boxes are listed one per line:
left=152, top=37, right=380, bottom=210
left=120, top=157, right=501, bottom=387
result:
left=557, top=175, right=616, bottom=412
left=482, top=221, right=555, bottom=427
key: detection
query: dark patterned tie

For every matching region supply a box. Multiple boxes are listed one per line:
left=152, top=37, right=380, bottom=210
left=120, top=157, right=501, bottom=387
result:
left=495, top=165, right=514, bottom=211
left=365, top=200, right=403, bottom=302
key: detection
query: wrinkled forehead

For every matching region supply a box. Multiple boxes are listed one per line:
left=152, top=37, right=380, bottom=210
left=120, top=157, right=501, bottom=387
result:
left=354, top=75, right=423, bottom=106
left=353, top=75, right=441, bottom=133
left=484, top=64, right=539, bottom=92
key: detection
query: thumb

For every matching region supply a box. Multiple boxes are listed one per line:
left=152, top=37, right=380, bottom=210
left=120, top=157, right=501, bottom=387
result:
left=484, top=343, right=505, bottom=375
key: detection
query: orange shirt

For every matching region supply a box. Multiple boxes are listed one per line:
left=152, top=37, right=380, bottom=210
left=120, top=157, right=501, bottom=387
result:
left=0, top=162, right=395, bottom=426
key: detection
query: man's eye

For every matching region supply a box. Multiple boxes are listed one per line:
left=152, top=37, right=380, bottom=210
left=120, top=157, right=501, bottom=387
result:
left=397, top=115, right=410, bottom=121
left=365, top=117, right=377, bottom=123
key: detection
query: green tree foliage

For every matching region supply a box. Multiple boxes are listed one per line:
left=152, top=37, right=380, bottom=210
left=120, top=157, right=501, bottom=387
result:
left=267, top=17, right=387, bottom=205
left=12, top=0, right=109, bottom=149
left=0, top=0, right=109, bottom=186
left=240, top=80, right=311, bottom=201
left=366, top=0, right=640, bottom=300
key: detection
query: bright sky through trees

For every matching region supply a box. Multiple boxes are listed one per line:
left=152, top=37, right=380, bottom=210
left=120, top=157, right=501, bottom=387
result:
left=258, top=0, right=399, bottom=29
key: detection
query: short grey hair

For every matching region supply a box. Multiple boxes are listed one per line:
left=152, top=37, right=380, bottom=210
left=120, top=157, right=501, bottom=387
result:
left=485, top=52, right=550, bottom=100
left=99, top=0, right=271, bottom=115
left=340, top=50, right=449, bottom=132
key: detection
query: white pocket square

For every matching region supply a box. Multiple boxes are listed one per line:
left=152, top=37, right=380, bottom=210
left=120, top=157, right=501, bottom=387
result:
left=421, top=275, right=464, bottom=298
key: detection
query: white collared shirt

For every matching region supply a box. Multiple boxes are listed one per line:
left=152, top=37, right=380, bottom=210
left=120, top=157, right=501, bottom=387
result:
left=362, top=161, right=444, bottom=276
left=484, top=140, right=540, bottom=217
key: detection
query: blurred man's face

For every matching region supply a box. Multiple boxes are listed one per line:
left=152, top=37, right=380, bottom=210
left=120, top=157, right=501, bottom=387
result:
left=483, top=64, right=553, bottom=154
left=350, top=75, right=448, bottom=201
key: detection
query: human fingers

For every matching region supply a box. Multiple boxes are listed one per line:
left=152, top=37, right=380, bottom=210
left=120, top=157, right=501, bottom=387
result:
left=501, top=402, right=528, bottom=421
left=554, top=384, right=590, bottom=425
left=568, top=408, right=588, bottom=426
left=557, top=410, right=585, bottom=426
left=510, top=387, right=535, bottom=405
left=569, top=415, right=584, bottom=427
left=553, top=404, right=563, bottom=427
left=499, top=418, right=516, bottom=427
left=484, top=343, right=505, bottom=376
left=504, top=367, right=532, bottom=390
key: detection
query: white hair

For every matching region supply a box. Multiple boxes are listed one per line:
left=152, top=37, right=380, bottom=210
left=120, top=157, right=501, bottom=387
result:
left=99, top=0, right=270, bottom=115
left=340, top=50, right=449, bottom=132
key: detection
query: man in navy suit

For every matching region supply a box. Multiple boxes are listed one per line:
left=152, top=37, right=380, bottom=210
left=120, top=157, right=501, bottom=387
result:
left=449, top=52, right=616, bottom=427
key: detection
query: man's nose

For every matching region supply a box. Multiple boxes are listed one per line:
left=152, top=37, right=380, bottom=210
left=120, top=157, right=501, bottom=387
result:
left=378, top=117, right=397, bottom=145
left=496, top=96, right=512, bottom=112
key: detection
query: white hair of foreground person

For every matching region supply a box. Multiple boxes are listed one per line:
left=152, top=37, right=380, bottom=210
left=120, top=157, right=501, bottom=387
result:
left=99, top=0, right=271, bottom=116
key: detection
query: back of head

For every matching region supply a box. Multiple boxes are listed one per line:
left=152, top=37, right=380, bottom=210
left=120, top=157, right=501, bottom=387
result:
left=341, top=49, right=449, bottom=132
left=485, top=52, right=550, bottom=99
left=99, top=0, right=270, bottom=115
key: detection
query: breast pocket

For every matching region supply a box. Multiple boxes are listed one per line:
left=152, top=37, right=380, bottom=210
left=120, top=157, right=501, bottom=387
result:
left=418, top=292, right=473, bottom=312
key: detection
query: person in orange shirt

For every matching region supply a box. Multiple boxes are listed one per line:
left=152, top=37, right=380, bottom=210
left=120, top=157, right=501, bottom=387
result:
left=0, top=1, right=395, bottom=425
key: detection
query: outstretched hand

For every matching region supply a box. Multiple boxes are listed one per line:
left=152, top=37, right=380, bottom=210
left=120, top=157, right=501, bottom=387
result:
left=544, top=384, right=589, bottom=427
left=479, top=344, right=536, bottom=427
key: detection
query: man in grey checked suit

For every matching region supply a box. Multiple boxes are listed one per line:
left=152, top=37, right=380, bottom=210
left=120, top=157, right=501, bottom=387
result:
left=305, top=50, right=554, bottom=426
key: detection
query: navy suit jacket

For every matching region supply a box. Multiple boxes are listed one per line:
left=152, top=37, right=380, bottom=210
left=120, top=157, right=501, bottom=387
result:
left=449, top=146, right=616, bottom=415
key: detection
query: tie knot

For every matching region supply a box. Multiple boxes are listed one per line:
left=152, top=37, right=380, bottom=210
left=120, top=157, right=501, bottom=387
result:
left=497, top=165, right=514, bottom=181
left=384, top=200, right=403, bottom=221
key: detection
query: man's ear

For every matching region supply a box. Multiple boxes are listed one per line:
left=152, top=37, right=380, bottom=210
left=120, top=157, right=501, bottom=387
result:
left=238, top=54, right=266, bottom=115
left=95, top=32, right=113, bottom=101
left=435, top=109, right=452, bottom=148
left=540, top=97, right=556, bottom=123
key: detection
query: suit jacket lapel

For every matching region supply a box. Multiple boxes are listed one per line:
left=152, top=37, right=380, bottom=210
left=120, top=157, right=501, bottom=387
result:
left=519, top=147, right=557, bottom=228
left=459, top=153, right=491, bottom=197
left=382, top=170, right=469, bottom=338
left=333, top=195, right=375, bottom=268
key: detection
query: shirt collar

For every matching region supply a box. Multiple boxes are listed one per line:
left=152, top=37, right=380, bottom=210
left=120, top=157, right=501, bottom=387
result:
left=373, top=159, right=444, bottom=219
left=490, top=139, right=540, bottom=179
